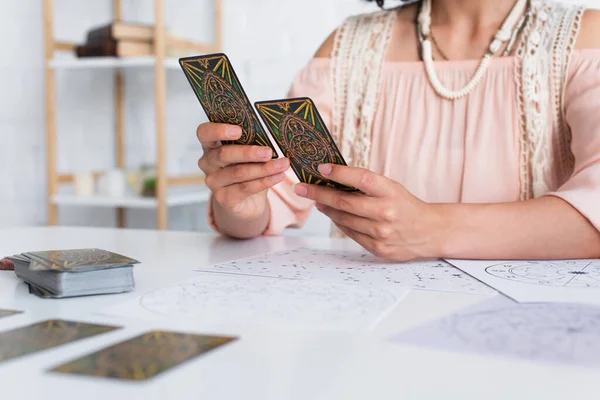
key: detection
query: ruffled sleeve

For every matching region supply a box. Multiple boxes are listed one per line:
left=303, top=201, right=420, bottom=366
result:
left=208, top=58, right=332, bottom=235
left=544, top=50, right=600, bottom=232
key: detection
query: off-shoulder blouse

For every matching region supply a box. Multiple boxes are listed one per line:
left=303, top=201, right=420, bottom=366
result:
left=254, top=50, right=600, bottom=235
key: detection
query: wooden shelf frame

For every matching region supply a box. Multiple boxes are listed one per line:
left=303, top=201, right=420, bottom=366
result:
left=43, top=0, right=220, bottom=230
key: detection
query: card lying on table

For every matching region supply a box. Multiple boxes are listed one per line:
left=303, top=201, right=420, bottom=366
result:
left=0, top=319, right=120, bottom=364
left=0, top=309, right=22, bottom=319
left=255, top=97, right=357, bottom=191
left=179, top=53, right=278, bottom=158
left=51, top=330, right=237, bottom=381
left=8, top=249, right=139, bottom=298
left=21, top=248, right=138, bottom=272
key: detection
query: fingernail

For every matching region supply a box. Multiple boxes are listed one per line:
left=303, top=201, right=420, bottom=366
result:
left=274, top=158, right=288, bottom=170
left=226, top=126, right=242, bottom=138
left=293, top=184, right=308, bottom=197
left=318, top=164, right=332, bottom=176
left=271, top=172, right=284, bottom=182
left=258, top=147, right=271, bottom=158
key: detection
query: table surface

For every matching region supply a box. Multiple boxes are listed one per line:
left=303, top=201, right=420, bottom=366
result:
left=0, top=227, right=598, bottom=399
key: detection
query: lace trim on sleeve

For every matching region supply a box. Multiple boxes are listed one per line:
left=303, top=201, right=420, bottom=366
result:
left=513, top=1, right=583, bottom=200
left=332, top=10, right=396, bottom=169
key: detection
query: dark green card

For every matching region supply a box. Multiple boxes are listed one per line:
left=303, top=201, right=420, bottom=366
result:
left=180, top=53, right=278, bottom=158
left=25, top=248, right=139, bottom=272
left=0, top=309, right=22, bottom=319
left=255, top=97, right=357, bottom=191
left=0, top=320, right=120, bottom=364
left=51, top=330, right=237, bottom=381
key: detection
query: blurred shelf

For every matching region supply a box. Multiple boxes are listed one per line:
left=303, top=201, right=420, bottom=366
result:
left=44, top=0, right=222, bottom=230
left=48, top=56, right=182, bottom=70
left=52, top=191, right=211, bottom=209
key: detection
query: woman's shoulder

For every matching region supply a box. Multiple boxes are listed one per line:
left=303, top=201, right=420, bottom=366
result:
left=314, top=30, right=336, bottom=59
left=314, top=4, right=418, bottom=59
left=576, top=9, right=600, bottom=50
left=540, top=1, right=600, bottom=50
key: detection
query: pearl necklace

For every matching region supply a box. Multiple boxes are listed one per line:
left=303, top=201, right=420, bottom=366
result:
left=418, top=0, right=528, bottom=100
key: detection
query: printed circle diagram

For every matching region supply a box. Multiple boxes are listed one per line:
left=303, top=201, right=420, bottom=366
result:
left=485, top=260, right=600, bottom=288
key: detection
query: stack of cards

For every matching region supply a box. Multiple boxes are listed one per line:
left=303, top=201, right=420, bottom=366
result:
left=7, top=249, right=139, bottom=298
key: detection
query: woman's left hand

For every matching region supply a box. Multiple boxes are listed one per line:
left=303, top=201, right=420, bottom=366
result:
left=293, top=164, right=447, bottom=261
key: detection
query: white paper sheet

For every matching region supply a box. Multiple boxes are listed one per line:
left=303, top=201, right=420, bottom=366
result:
left=447, top=259, right=600, bottom=305
left=194, top=248, right=496, bottom=296
left=391, top=296, right=600, bottom=368
left=101, top=273, right=408, bottom=333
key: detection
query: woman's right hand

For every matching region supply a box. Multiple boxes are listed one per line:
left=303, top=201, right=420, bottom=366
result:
left=197, top=122, right=290, bottom=221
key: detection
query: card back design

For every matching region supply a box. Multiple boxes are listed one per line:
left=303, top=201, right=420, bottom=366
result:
left=179, top=53, right=277, bottom=158
left=51, top=330, right=237, bottom=381
left=255, top=97, right=356, bottom=191
left=0, top=320, right=120, bottom=364
left=26, top=249, right=139, bottom=272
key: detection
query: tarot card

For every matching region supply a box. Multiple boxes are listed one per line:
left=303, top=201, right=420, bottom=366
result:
left=0, top=320, right=120, bottom=364
left=0, top=309, right=22, bottom=319
left=179, top=53, right=278, bottom=158
left=255, top=97, right=357, bottom=191
left=24, top=249, right=139, bottom=272
left=51, top=330, right=237, bottom=381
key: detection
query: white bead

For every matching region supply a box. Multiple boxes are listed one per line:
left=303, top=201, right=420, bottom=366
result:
left=490, top=40, right=502, bottom=54
left=418, top=0, right=432, bottom=36
left=422, top=40, right=433, bottom=59
left=495, top=30, right=512, bottom=42
left=530, top=31, right=541, bottom=46
left=538, top=11, right=548, bottom=21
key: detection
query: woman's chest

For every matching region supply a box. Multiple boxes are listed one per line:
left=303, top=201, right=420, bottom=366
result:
left=366, top=67, right=523, bottom=203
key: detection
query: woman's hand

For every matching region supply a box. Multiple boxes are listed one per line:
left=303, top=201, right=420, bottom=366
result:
left=197, top=122, right=289, bottom=223
left=293, top=164, right=447, bottom=261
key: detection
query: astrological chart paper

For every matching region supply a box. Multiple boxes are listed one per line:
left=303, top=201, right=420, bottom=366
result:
left=391, top=295, right=600, bottom=368
left=100, top=273, right=409, bottom=333
left=446, top=259, right=600, bottom=305
left=194, top=248, right=496, bottom=296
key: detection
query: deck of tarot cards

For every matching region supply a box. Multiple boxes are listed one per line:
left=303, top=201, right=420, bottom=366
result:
left=8, top=249, right=139, bottom=298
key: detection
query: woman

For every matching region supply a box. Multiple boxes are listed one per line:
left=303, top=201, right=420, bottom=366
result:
left=196, top=0, right=600, bottom=261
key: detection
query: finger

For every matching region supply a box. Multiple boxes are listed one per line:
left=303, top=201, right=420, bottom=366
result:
left=293, top=184, right=375, bottom=218
left=206, top=158, right=290, bottom=190
left=196, top=123, right=242, bottom=149
left=216, top=173, right=286, bottom=207
left=317, top=204, right=380, bottom=239
left=317, top=164, right=393, bottom=197
left=334, top=224, right=392, bottom=259
left=206, top=145, right=276, bottom=169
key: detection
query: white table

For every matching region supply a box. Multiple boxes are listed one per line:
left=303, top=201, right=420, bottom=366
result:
left=0, top=227, right=598, bottom=399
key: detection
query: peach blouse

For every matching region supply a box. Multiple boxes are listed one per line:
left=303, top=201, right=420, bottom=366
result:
left=257, top=50, right=600, bottom=235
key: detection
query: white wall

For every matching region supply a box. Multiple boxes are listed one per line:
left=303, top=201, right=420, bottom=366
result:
left=0, top=0, right=373, bottom=233
left=0, top=0, right=597, bottom=235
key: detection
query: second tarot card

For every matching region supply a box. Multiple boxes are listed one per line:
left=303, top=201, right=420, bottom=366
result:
left=255, top=97, right=357, bottom=191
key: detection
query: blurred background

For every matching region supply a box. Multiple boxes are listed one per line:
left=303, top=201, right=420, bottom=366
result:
left=0, top=0, right=597, bottom=236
